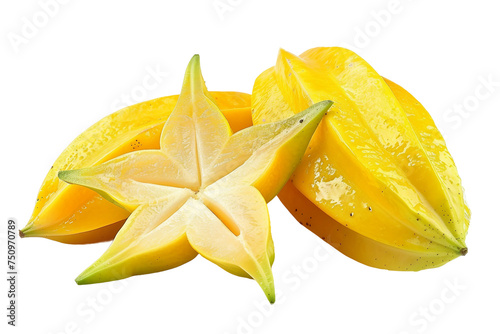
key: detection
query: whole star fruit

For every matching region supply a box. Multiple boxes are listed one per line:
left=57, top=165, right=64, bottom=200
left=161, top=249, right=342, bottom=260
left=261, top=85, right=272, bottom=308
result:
left=58, top=54, right=333, bottom=303
left=251, top=47, right=469, bottom=271
left=20, top=91, right=252, bottom=244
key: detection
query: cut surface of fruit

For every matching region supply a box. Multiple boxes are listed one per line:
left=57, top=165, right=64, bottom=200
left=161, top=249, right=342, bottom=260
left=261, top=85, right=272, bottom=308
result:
left=252, top=47, right=469, bottom=271
left=21, top=90, right=252, bottom=244
left=59, top=55, right=331, bottom=302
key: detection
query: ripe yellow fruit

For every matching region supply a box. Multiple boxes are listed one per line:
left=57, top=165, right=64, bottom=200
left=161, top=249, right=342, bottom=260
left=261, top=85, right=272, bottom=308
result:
left=58, top=55, right=332, bottom=302
left=252, top=47, right=470, bottom=271
left=20, top=91, right=252, bottom=244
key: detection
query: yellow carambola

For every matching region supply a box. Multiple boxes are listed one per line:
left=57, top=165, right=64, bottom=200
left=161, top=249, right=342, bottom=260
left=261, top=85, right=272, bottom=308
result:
left=58, top=55, right=332, bottom=303
left=20, top=91, right=252, bottom=244
left=252, top=47, right=469, bottom=271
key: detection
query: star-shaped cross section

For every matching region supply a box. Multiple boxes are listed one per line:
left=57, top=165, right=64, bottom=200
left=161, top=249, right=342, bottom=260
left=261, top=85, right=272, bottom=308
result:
left=59, top=55, right=332, bottom=303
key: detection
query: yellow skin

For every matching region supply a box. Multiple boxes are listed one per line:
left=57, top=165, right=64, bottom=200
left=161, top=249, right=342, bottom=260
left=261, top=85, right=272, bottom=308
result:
left=21, top=90, right=252, bottom=244
left=58, top=55, right=332, bottom=303
left=252, top=47, right=469, bottom=271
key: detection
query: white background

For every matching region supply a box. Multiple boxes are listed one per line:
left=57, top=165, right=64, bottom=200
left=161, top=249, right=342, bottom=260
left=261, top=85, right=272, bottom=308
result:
left=1, top=1, right=499, bottom=333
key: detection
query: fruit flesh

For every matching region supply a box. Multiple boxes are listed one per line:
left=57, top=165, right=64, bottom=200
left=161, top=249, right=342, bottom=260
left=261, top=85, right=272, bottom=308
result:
left=58, top=55, right=331, bottom=302
left=252, top=47, right=469, bottom=270
left=21, top=91, right=252, bottom=244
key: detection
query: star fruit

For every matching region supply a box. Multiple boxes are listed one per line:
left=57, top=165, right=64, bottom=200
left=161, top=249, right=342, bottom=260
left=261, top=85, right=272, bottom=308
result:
left=20, top=91, right=251, bottom=244
left=58, top=55, right=332, bottom=303
left=252, top=47, right=469, bottom=271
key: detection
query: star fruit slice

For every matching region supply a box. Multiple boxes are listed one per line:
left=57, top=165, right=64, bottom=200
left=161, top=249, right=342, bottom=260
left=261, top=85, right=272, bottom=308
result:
left=59, top=55, right=332, bottom=303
